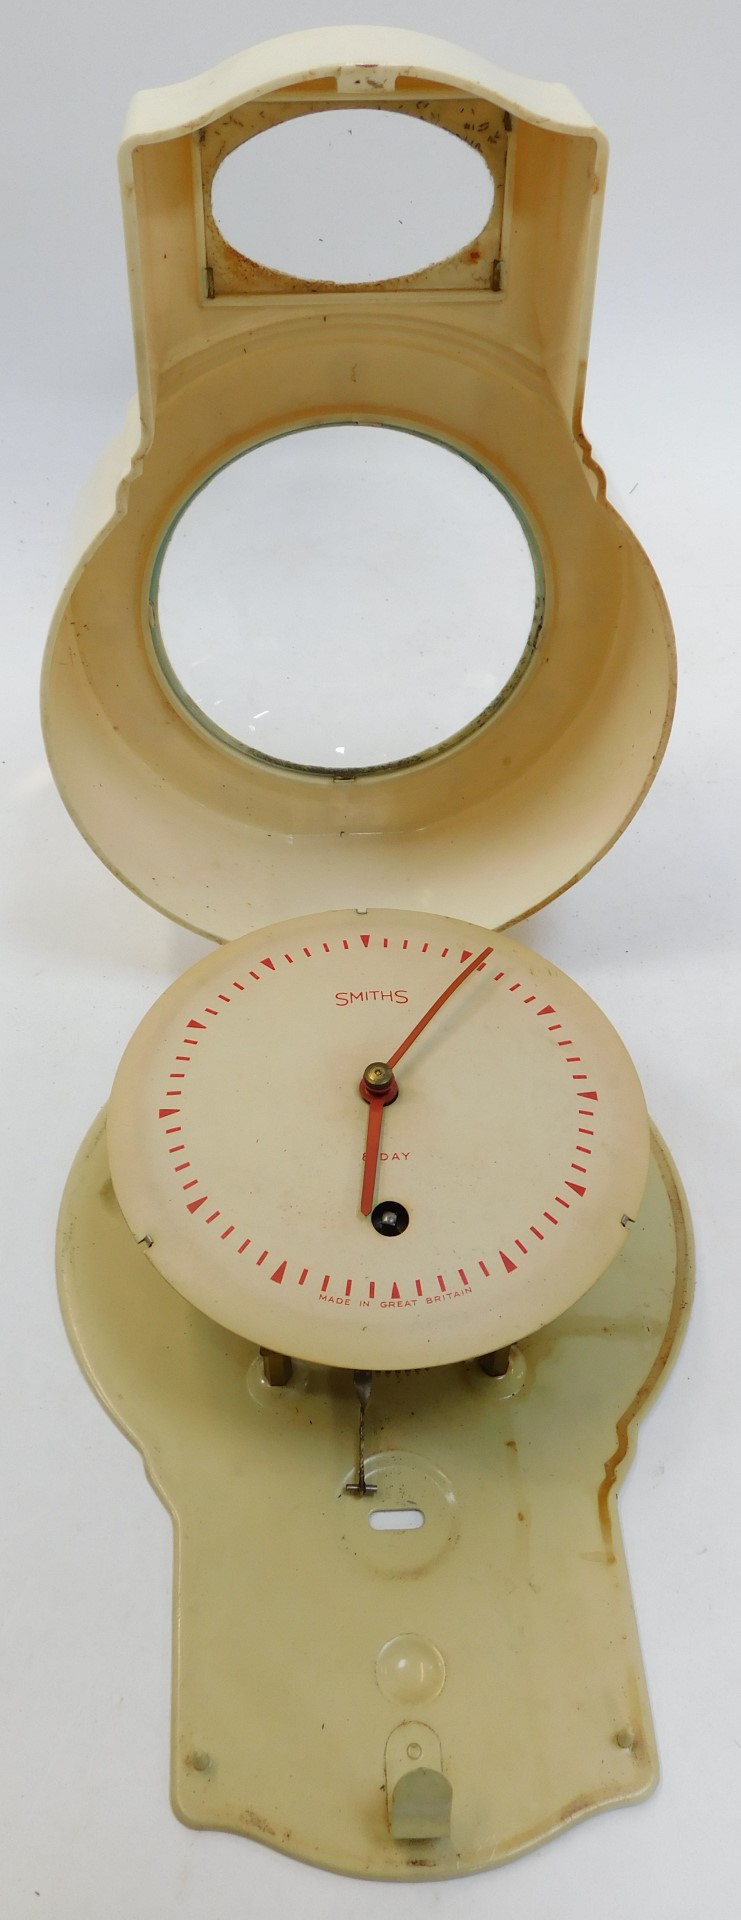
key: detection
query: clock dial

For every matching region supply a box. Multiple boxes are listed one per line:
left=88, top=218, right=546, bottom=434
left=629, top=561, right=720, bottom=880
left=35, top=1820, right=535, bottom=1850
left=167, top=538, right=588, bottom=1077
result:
left=107, top=910, right=650, bottom=1369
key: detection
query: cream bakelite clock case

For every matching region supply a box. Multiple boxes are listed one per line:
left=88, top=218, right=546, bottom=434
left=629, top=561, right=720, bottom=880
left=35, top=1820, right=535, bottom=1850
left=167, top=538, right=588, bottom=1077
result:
left=42, top=27, right=693, bottom=1882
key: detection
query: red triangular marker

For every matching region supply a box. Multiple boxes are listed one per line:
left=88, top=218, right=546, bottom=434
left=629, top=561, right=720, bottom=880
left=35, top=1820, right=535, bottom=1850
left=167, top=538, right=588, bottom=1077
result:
left=460, top=950, right=472, bottom=962
left=159, top=1107, right=179, bottom=1117
left=580, top=1092, right=599, bottom=1102
left=261, top=957, right=275, bottom=971
left=537, top=1004, right=555, bottom=1017
left=187, top=1019, right=206, bottom=1030
left=499, top=1250, right=517, bottom=1273
left=187, top=1195, right=208, bottom=1213
left=360, top=933, right=370, bottom=947
left=391, top=1281, right=400, bottom=1299
left=565, top=1180, right=586, bottom=1196
left=270, top=1260, right=287, bottom=1285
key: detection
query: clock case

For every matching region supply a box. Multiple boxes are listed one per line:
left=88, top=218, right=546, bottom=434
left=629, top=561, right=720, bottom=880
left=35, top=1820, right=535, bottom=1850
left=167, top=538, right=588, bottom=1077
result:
left=43, top=27, right=693, bottom=1882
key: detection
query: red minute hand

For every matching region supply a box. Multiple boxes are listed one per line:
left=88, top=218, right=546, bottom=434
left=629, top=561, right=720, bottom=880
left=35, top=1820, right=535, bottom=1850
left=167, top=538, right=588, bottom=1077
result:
left=386, top=945, right=494, bottom=1069
left=358, top=946, right=493, bottom=1217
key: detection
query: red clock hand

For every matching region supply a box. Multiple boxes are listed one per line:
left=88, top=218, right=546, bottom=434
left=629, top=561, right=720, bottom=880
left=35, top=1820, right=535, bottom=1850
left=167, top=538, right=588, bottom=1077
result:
left=386, top=946, right=494, bottom=1069
left=359, top=1063, right=398, bottom=1217
left=358, top=946, right=493, bottom=1218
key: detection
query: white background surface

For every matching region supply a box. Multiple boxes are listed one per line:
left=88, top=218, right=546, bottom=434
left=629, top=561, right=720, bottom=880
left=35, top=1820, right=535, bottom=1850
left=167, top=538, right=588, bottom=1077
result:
left=1, top=2, right=739, bottom=1914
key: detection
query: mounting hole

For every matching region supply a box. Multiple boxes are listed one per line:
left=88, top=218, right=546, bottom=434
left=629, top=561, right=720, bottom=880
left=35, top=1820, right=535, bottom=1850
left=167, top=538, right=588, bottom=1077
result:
left=371, top=1200, right=410, bottom=1237
left=369, top=1508, right=425, bottom=1532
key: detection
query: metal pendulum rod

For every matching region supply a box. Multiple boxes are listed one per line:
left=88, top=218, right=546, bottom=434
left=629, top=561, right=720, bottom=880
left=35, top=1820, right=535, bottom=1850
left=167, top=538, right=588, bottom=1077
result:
left=345, top=1370, right=376, bottom=1496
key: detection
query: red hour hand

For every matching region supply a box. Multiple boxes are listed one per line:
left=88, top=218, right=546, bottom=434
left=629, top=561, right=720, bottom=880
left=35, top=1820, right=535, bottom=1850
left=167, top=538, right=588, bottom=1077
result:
left=359, top=1063, right=398, bottom=1217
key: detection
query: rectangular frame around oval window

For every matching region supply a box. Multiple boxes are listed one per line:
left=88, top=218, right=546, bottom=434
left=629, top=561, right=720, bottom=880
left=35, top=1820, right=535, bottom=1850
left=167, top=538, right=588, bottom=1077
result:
left=194, top=83, right=512, bottom=301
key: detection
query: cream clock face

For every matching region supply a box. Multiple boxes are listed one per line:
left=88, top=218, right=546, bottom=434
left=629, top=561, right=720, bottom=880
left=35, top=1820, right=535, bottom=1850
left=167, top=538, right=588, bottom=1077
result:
left=107, top=909, right=650, bottom=1370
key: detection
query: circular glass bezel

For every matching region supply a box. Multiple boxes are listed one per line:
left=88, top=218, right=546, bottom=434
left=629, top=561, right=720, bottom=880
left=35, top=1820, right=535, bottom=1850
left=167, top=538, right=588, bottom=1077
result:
left=146, top=420, right=545, bottom=781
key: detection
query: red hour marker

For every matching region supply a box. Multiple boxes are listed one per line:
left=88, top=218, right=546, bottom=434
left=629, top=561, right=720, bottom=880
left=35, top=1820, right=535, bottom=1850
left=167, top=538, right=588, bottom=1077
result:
left=346, top=1278, right=353, bottom=1297
left=256, top=1250, right=268, bottom=1266
left=479, top=1259, right=490, bottom=1276
left=261, top=958, right=275, bottom=972
left=159, top=1107, right=179, bottom=1118
left=537, top=1004, right=555, bottom=1017
left=415, top=1278, right=423, bottom=1295
left=205, top=1211, right=220, bottom=1225
left=221, top=1226, right=234, bottom=1240
left=270, top=1261, right=287, bottom=1285
left=321, top=1274, right=330, bottom=1294
left=565, top=1180, right=586, bottom=1197
left=360, top=934, right=370, bottom=948
left=186, top=1195, right=208, bottom=1214
left=390, top=1282, right=399, bottom=1300
left=544, top=1211, right=559, bottom=1225
left=499, top=1251, right=517, bottom=1273
left=298, top=1269, right=309, bottom=1286
left=437, top=1274, right=446, bottom=1292
left=238, top=1239, right=251, bottom=1254
left=187, top=1020, right=206, bottom=1030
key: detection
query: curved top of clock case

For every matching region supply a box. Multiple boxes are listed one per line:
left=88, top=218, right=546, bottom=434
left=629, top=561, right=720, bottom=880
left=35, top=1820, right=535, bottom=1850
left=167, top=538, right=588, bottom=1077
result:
left=41, top=27, right=676, bottom=941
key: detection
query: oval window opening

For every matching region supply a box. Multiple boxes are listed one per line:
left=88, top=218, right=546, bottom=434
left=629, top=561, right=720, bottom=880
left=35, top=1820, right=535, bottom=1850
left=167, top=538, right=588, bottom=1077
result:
left=211, top=110, right=494, bottom=283
left=369, top=1508, right=425, bottom=1532
left=153, top=426, right=539, bottom=774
